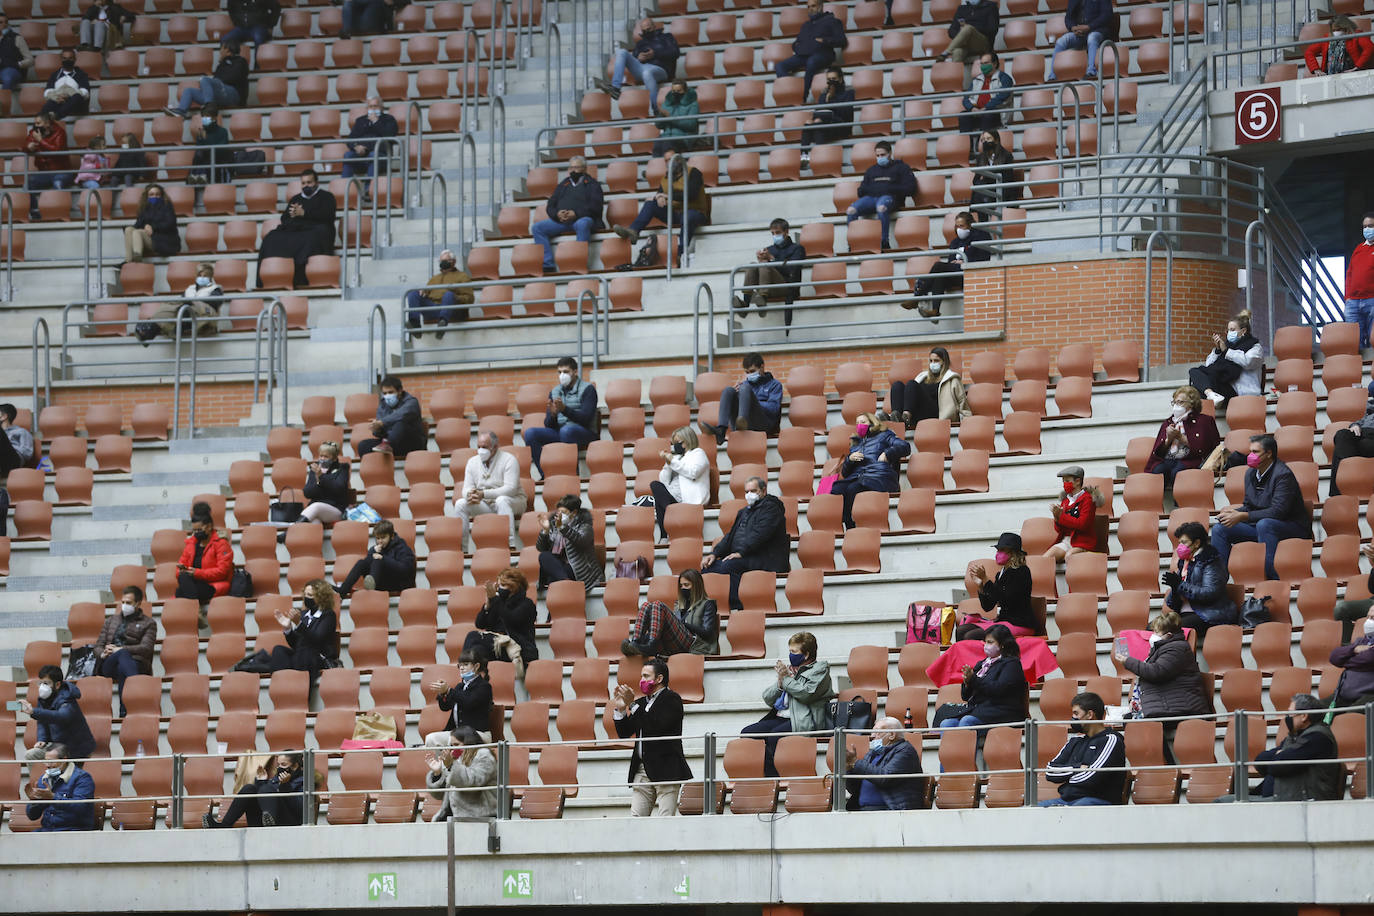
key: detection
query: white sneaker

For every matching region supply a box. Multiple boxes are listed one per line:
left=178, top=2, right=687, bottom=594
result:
left=1207, top=391, right=1225, bottom=405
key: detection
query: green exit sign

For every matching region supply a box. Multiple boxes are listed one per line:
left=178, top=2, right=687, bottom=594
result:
left=502, top=870, right=533, bottom=898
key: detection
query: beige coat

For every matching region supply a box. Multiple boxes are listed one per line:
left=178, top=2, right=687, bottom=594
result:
left=912, top=368, right=972, bottom=420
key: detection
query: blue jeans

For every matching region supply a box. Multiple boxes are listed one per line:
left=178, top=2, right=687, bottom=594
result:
left=935, top=714, right=984, bottom=729
left=97, top=649, right=141, bottom=716
left=177, top=77, right=240, bottom=112
left=0, top=66, right=21, bottom=90
left=341, top=147, right=387, bottom=180
left=1210, top=517, right=1311, bottom=581
left=717, top=383, right=777, bottom=432
left=405, top=289, right=463, bottom=325
left=27, top=171, right=73, bottom=211
left=1038, top=796, right=1112, bottom=807
left=531, top=216, right=595, bottom=269
left=611, top=49, right=667, bottom=110
left=773, top=49, right=835, bottom=91
left=847, top=194, right=896, bottom=247
left=1050, top=30, right=1107, bottom=77
left=222, top=24, right=271, bottom=47
left=524, top=422, right=596, bottom=476
left=1344, top=297, right=1374, bottom=351
left=628, top=199, right=707, bottom=248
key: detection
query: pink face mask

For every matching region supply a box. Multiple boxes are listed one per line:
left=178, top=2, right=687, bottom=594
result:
left=639, top=678, right=656, bottom=696
left=994, top=550, right=1010, bottom=565
left=1246, top=451, right=1262, bottom=468
left=854, top=423, right=870, bottom=437
left=1175, top=543, right=1192, bottom=560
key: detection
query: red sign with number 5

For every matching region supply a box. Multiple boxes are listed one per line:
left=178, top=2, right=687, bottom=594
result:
left=1235, top=87, right=1281, bottom=145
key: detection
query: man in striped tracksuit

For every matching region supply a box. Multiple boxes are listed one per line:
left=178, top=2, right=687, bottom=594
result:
left=1040, top=691, right=1127, bottom=806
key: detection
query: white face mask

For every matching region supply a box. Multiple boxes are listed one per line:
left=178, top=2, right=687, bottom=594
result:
left=929, top=361, right=942, bottom=376
left=1364, top=618, right=1374, bottom=636
left=983, top=643, right=998, bottom=657
left=956, top=227, right=970, bottom=239
left=120, top=602, right=136, bottom=617
left=557, top=372, right=572, bottom=387
left=1170, top=404, right=1188, bottom=422
left=476, top=447, right=492, bottom=461
left=1149, top=633, right=1164, bottom=646
left=38, top=683, right=53, bottom=700
left=45, top=766, right=62, bottom=779
left=367, top=107, right=381, bottom=118
left=869, top=737, right=884, bottom=751
left=744, top=491, right=760, bottom=506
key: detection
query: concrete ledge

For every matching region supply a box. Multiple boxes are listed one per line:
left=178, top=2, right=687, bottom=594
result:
left=2, top=802, right=1370, bottom=910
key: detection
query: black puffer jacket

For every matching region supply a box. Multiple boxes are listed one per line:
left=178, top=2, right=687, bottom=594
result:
left=1122, top=632, right=1210, bottom=718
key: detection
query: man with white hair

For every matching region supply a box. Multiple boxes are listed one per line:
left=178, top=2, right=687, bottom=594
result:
left=405, top=249, right=473, bottom=339
left=530, top=156, right=604, bottom=274
left=341, top=95, right=398, bottom=190
left=844, top=716, right=925, bottom=810
left=448, top=430, right=525, bottom=545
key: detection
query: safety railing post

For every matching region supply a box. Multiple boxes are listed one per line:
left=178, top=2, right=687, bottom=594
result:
left=1023, top=719, right=1037, bottom=806
left=1365, top=701, right=1374, bottom=795
left=31, top=318, right=50, bottom=430
left=831, top=726, right=846, bottom=811
left=497, top=740, right=512, bottom=819
left=664, top=164, right=674, bottom=282
left=1233, top=711, right=1249, bottom=802
left=489, top=96, right=507, bottom=214
left=82, top=188, right=104, bottom=300
left=701, top=732, right=716, bottom=815
left=1142, top=229, right=1174, bottom=381
left=303, top=748, right=317, bottom=825
left=545, top=22, right=563, bottom=128
left=171, top=303, right=199, bottom=440
left=427, top=172, right=450, bottom=267
left=170, top=753, right=185, bottom=829
left=0, top=192, right=13, bottom=300
left=693, top=282, right=713, bottom=370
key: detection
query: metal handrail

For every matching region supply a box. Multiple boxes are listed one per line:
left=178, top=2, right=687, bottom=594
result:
left=1244, top=220, right=1277, bottom=354
left=30, top=317, right=49, bottom=435
left=456, top=132, right=479, bottom=258
left=488, top=95, right=507, bottom=215
left=0, top=191, right=14, bottom=301
left=692, top=281, right=713, bottom=377
left=81, top=188, right=105, bottom=300
left=404, top=99, right=430, bottom=209
left=544, top=21, right=564, bottom=128
left=457, top=30, right=483, bottom=140
left=427, top=172, right=450, bottom=267
left=1210, top=23, right=1374, bottom=89
left=1093, top=39, right=1123, bottom=154
left=366, top=302, right=387, bottom=385
left=339, top=176, right=370, bottom=291
left=252, top=299, right=288, bottom=429
left=170, top=302, right=200, bottom=439
left=1143, top=229, right=1175, bottom=382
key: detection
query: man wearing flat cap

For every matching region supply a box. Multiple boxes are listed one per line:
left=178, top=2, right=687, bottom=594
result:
left=1045, top=465, right=1098, bottom=562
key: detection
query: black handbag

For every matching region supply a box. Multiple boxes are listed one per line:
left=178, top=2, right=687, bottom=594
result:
left=228, top=566, right=254, bottom=599
left=933, top=702, right=970, bottom=725
left=830, top=698, right=874, bottom=731
left=271, top=487, right=303, bottom=524
left=1240, top=594, right=1271, bottom=628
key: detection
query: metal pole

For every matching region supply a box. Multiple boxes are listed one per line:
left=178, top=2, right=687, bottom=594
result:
left=664, top=159, right=674, bottom=282
left=701, top=732, right=716, bottom=815
left=0, top=192, right=13, bottom=300
left=1023, top=719, right=1037, bottom=806
left=497, top=741, right=511, bottom=819
left=1364, top=701, right=1374, bottom=797
left=545, top=22, right=563, bottom=129
left=831, top=726, right=845, bottom=811
left=446, top=816, right=456, bottom=916
left=1244, top=219, right=1263, bottom=330
left=427, top=172, right=450, bottom=266
left=1233, top=712, right=1249, bottom=802
left=30, top=318, right=49, bottom=432
left=1142, top=229, right=1175, bottom=381
left=303, top=748, right=317, bottom=824
left=693, top=281, right=713, bottom=374
left=170, top=754, right=184, bottom=829
left=368, top=302, right=387, bottom=380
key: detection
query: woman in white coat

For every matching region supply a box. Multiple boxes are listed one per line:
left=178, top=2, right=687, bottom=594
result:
left=1187, top=309, right=1264, bottom=406
left=885, top=346, right=972, bottom=425
left=648, top=424, right=712, bottom=542
left=423, top=726, right=498, bottom=820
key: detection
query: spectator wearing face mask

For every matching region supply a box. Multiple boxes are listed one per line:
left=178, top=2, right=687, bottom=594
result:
left=736, top=218, right=807, bottom=328
left=24, top=112, right=72, bottom=218
left=530, top=157, right=604, bottom=274
left=845, top=139, right=916, bottom=251
left=1039, top=691, right=1127, bottom=806
left=1161, top=521, right=1237, bottom=633
left=39, top=49, right=90, bottom=120
left=1187, top=310, right=1264, bottom=406
left=844, top=716, right=925, bottom=810
left=21, top=666, right=96, bottom=762
left=449, top=431, right=525, bottom=546
left=958, top=533, right=1036, bottom=641
left=702, top=477, right=790, bottom=610
left=1305, top=15, right=1372, bottom=75
left=164, top=42, right=249, bottom=117
left=885, top=346, right=971, bottom=426
left=294, top=440, right=351, bottom=524
left=534, top=494, right=601, bottom=593
left=1341, top=212, right=1374, bottom=352
left=341, top=95, right=398, bottom=188
left=612, top=148, right=710, bottom=261
left=203, top=752, right=309, bottom=827
left=612, top=658, right=692, bottom=816
left=523, top=356, right=599, bottom=478
left=431, top=650, right=495, bottom=738
left=174, top=510, right=233, bottom=602
left=648, top=425, right=711, bottom=543
left=463, top=568, right=538, bottom=672
left=234, top=578, right=339, bottom=676
left=335, top=519, right=417, bottom=596
left=1334, top=544, right=1374, bottom=644
left=424, top=726, right=498, bottom=819
left=1044, top=465, right=1100, bottom=563
left=830, top=411, right=909, bottom=530
left=622, top=569, right=719, bottom=657
left=1115, top=611, right=1209, bottom=762
left=593, top=17, right=680, bottom=115
left=701, top=352, right=783, bottom=446
left=187, top=106, right=230, bottom=186
left=405, top=249, right=473, bottom=338
left=968, top=130, right=1017, bottom=222
left=25, top=743, right=95, bottom=831
left=74, top=136, right=109, bottom=190
left=112, top=133, right=150, bottom=187
left=1144, top=385, right=1221, bottom=489
left=775, top=0, right=847, bottom=92
left=135, top=262, right=224, bottom=343
left=652, top=78, right=699, bottom=156
left=799, top=66, right=854, bottom=162
left=908, top=210, right=990, bottom=318
left=1210, top=433, right=1310, bottom=583
left=1329, top=603, right=1374, bottom=707
left=1215, top=695, right=1342, bottom=802
left=0, top=14, right=35, bottom=92
left=256, top=167, right=336, bottom=288
left=958, top=53, right=1014, bottom=158
left=94, top=586, right=156, bottom=716
left=935, top=624, right=1027, bottom=729
left=356, top=375, right=426, bottom=457
left=741, top=631, right=835, bottom=777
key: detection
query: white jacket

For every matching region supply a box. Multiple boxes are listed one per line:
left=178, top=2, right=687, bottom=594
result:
left=457, top=448, right=526, bottom=512
left=658, top=446, right=710, bottom=505
left=1203, top=341, right=1265, bottom=396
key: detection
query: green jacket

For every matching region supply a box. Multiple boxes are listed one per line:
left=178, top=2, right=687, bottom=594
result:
left=762, top=660, right=836, bottom=733
left=656, top=89, right=699, bottom=139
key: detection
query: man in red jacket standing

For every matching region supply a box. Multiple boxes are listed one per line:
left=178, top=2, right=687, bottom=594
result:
left=175, top=510, right=233, bottom=603
left=1343, top=212, right=1374, bottom=350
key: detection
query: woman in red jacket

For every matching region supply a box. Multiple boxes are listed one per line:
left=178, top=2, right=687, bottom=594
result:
left=175, top=510, right=233, bottom=602
left=1305, top=16, right=1373, bottom=75
left=1044, top=465, right=1098, bottom=563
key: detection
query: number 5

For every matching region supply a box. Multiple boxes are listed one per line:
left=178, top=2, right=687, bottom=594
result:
left=1247, top=101, right=1269, bottom=134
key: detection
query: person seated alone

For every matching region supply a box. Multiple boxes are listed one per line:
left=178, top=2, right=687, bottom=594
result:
left=423, top=726, right=498, bottom=819
left=39, top=49, right=91, bottom=120
left=1210, top=433, right=1310, bottom=583
left=293, top=440, right=351, bottom=524
left=613, top=148, right=711, bottom=263
left=335, top=519, right=416, bottom=596
left=620, top=573, right=720, bottom=657
left=593, top=17, right=680, bottom=115
left=1305, top=15, right=1372, bottom=75
left=1048, top=0, right=1115, bottom=80
left=799, top=66, right=854, bottom=163
left=958, top=52, right=1014, bottom=158
left=846, top=139, right=916, bottom=252
left=356, top=375, right=427, bottom=457
left=774, top=0, right=846, bottom=91
left=448, top=430, right=525, bottom=546
left=430, top=650, right=494, bottom=739
left=234, top=578, right=339, bottom=676
left=1044, top=465, right=1099, bottom=563
left=702, top=476, right=790, bottom=610
left=21, top=665, right=96, bottom=762
left=462, top=568, right=538, bottom=674
left=341, top=95, right=398, bottom=191
left=909, top=210, right=990, bottom=318
left=0, top=402, right=34, bottom=473
left=94, top=585, right=155, bottom=717
left=523, top=356, right=599, bottom=478
left=24, top=743, right=95, bottom=831
left=1328, top=604, right=1374, bottom=708
left=186, top=106, right=229, bottom=186
left=534, top=494, right=601, bottom=593
left=1040, top=691, right=1127, bottom=806
left=256, top=168, right=336, bottom=288
left=163, top=42, right=248, bottom=117
left=735, top=219, right=806, bottom=328
left=1162, top=521, right=1237, bottom=633
left=939, top=0, right=1000, bottom=62
left=701, top=352, right=783, bottom=447
left=405, top=249, right=473, bottom=339
left=203, top=752, right=309, bottom=827
left=0, top=15, right=36, bottom=93
left=135, top=261, right=224, bottom=344
left=174, top=510, right=233, bottom=603
left=845, top=716, right=925, bottom=810
left=530, top=157, right=604, bottom=275
left=1215, top=695, right=1343, bottom=802
left=652, top=78, right=699, bottom=156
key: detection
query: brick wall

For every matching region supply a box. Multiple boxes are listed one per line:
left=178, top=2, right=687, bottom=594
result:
left=0, top=253, right=1246, bottom=427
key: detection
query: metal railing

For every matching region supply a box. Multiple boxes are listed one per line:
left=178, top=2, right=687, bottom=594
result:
left=488, top=95, right=508, bottom=216
left=81, top=188, right=105, bottom=300
left=427, top=173, right=450, bottom=267
left=30, top=317, right=49, bottom=435
left=1142, top=228, right=1175, bottom=381
left=0, top=192, right=15, bottom=301
left=396, top=279, right=606, bottom=369
left=1209, top=24, right=1374, bottom=89
left=252, top=299, right=289, bottom=431
left=454, top=133, right=479, bottom=259
left=366, top=302, right=388, bottom=385
left=5, top=704, right=1371, bottom=826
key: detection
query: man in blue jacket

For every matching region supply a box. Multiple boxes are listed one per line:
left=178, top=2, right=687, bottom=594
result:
left=1049, top=0, right=1115, bottom=78
left=846, top=139, right=916, bottom=250
left=25, top=743, right=95, bottom=831
left=524, top=355, right=600, bottom=477
left=774, top=0, right=846, bottom=92
left=595, top=17, right=679, bottom=115
left=357, top=375, right=426, bottom=457
left=737, top=218, right=807, bottom=328
left=703, top=352, right=783, bottom=446
left=531, top=157, right=604, bottom=274
left=21, top=665, right=96, bottom=762
left=340, top=94, right=399, bottom=188
left=845, top=717, right=926, bottom=810
left=1210, top=433, right=1311, bottom=582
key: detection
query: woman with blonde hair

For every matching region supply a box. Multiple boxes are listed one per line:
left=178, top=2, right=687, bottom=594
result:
left=234, top=577, right=339, bottom=675
left=1144, top=385, right=1220, bottom=487
left=829, top=411, right=910, bottom=529
left=958, top=532, right=1037, bottom=641
left=885, top=346, right=971, bottom=425
left=295, top=441, right=351, bottom=524
left=648, top=424, right=711, bottom=542
left=1187, top=310, right=1263, bottom=406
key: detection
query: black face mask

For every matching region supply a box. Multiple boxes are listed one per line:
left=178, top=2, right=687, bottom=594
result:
left=61, top=60, right=75, bottom=70
left=672, top=442, right=685, bottom=455
left=827, top=79, right=841, bottom=87
left=1284, top=715, right=1298, bottom=734
left=1068, top=721, right=1084, bottom=734
left=679, top=587, right=691, bottom=603
left=303, top=597, right=318, bottom=613
left=439, top=260, right=455, bottom=271
left=193, top=529, right=209, bottom=541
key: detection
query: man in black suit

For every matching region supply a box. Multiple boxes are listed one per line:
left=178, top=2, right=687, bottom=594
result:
left=612, top=658, right=692, bottom=816
left=702, top=476, right=791, bottom=610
